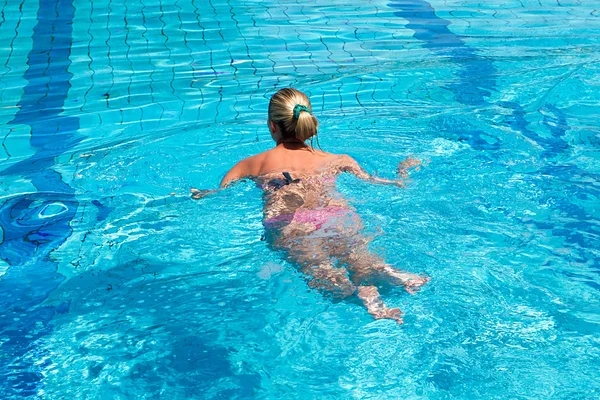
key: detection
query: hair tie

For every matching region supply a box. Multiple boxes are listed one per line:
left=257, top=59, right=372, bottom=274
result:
left=293, top=104, right=311, bottom=120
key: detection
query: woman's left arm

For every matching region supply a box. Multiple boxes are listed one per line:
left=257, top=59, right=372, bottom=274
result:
left=340, top=155, right=414, bottom=187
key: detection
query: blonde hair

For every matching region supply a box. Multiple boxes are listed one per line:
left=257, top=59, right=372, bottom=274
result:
left=268, top=88, right=319, bottom=142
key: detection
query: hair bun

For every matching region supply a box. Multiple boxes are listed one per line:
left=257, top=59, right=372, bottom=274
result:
left=293, top=104, right=311, bottom=120
left=268, top=88, right=319, bottom=142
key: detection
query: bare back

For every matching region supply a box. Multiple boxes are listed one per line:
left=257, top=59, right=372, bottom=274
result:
left=220, top=143, right=403, bottom=229
left=220, top=144, right=360, bottom=227
left=220, top=143, right=341, bottom=186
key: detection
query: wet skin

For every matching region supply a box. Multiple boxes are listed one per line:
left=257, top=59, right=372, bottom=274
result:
left=195, top=141, right=428, bottom=323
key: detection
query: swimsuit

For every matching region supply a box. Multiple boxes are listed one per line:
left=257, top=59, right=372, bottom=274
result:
left=264, top=205, right=350, bottom=231
left=263, top=171, right=354, bottom=231
left=264, top=171, right=301, bottom=190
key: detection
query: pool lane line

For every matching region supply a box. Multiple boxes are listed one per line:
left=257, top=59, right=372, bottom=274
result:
left=0, top=0, right=79, bottom=396
left=388, top=1, right=495, bottom=105
left=386, top=1, right=573, bottom=165
left=388, top=0, right=500, bottom=150
left=0, top=0, right=23, bottom=104
left=387, top=0, right=577, bottom=156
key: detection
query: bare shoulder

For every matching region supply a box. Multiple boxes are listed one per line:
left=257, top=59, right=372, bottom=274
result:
left=333, top=153, right=360, bottom=169
left=241, top=151, right=265, bottom=166
left=239, top=150, right=273, bottom=171
left=310, top=153, right=362, bottom=176
left=313, top=150, right=345, bottom=164
left=336, top=153, right=355, bottom=163
left=220, top=152, right=268, bottom=187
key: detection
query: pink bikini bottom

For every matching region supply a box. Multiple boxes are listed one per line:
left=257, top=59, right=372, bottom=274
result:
left=264, top=206, right=351, bottom=231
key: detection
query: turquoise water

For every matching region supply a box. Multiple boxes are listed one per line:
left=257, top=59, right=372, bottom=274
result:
left=1, top=0, right=599, bottom=398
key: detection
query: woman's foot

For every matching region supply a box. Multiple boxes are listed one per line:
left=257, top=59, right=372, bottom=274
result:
left=371, top=307, right=404, bottom=323
left=357, top=286, right=404, bottom=324
left=381, top=266, right=430, bottom=294
left=403, top=275, right=430, bottom=294
left=397, top=157, right=422, bottom=178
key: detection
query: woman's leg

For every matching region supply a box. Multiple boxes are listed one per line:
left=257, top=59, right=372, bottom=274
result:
left=357, top=286, right=403, bottom=324
left=271, top=224, right=424, bottom=323
left=302, top=263, right=357, bottom=298
left=275, top=230, right=357, bottom=299
left=327, top=234, right=430, bottom=293
left=288, top=238, right=403, bottom=322
left=283, top=235, right=405, bottom=322
left=321, top=212, right=429, bottom=293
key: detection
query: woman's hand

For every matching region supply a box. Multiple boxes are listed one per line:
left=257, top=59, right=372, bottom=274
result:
left=190, top=188, right=214, bottom=200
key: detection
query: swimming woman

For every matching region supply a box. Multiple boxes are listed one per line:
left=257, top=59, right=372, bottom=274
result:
left=192, top=88, right=429, bottom=323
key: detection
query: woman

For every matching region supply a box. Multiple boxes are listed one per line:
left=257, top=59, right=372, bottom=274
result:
left=193, top=88, right=428, bottom=323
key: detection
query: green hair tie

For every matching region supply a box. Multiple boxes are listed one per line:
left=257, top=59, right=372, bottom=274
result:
left=293, top=104, right=311, bottom=119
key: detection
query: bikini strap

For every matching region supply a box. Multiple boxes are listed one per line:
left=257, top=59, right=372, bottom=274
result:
left=282, top=171, right=301, bottom=184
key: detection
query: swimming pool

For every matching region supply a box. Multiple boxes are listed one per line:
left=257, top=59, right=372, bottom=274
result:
left=1, top=0, right=599, bottom=397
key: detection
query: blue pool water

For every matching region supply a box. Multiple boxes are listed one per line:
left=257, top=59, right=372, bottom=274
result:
left=1, top=0, right=599, bottom=398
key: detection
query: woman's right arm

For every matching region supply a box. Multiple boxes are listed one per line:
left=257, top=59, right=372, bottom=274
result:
left=191, top=158, right=252, bottom=199
left=220, top=159, right=250, bottom=188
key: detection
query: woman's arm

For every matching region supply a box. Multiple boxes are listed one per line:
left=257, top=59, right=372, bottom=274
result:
left=339, top=155, right=415, bottom=187
left=220, top=160, right=249, bottom=188
left=191, top=158, right=252, bottom=199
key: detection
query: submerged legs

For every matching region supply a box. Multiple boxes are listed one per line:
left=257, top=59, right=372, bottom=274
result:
left=303, top=264, right=357, bottom=298
left=281, top=235, right=357, bottom=299
left=345, top=243, right=430, bottom=294
left=275, top=231, right=429, bottom=324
